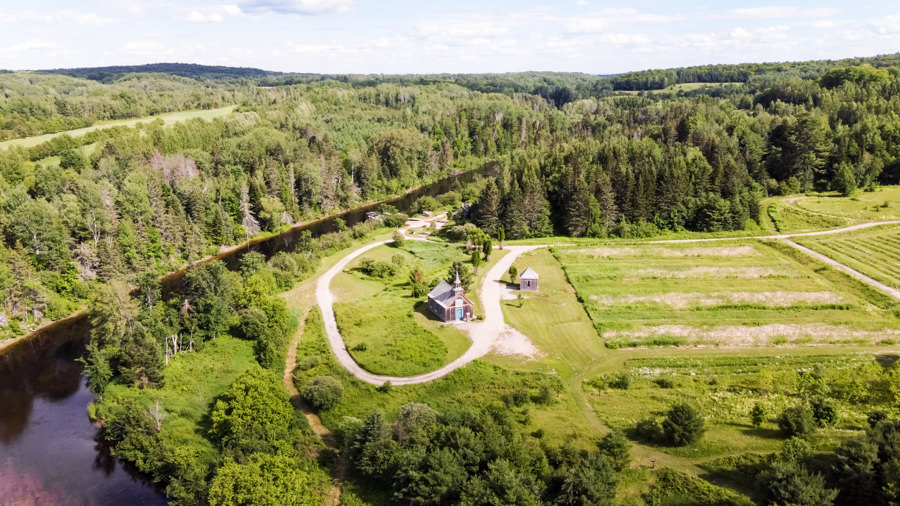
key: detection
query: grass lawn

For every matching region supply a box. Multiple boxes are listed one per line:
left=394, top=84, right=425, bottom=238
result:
left=796, top=223, right=900, bottom=289
left=293, top=307, right=568, bottom=438
left=763, top=198, right=853, bottom=234
left=0, top=105, right=236, bottom=150
left=552, top=240, right=900, bottom=348
left=333, top=241, right=473, bottom=376
left=98, top=336, right=259, bottom=467
left=795, top=186, right=900, bottom=221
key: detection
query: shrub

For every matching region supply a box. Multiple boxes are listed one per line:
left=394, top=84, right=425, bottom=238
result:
left=654, top=378, right=675, bottom=389
left=535, top=385, right=555, bottom=405
left=607, top=372, right=630, bottom=390
left=810, top=397, right=838, bottom=427
left=777, top=406, right=817, bottom=438
left=391, top=254, right=405, bottom=268
left=663, top=403, right=705, bottom=447
left=597, top=429, right=631, bottom=472
left=351, top=343, right=368, bottom=352
left=636, top=417, right=663, bottom=443
left=392, top=230, right=405, bottom=247
left=508, top=266, right=518, bottom=283
left=302, top=376, right=344, bottom=411
left=359, top=258, right=398, bottom=278
left=756, top=461, right=837, bottom=506
left=751, top=403, right=767, bottom=428
left=382, top=213, right=408, bottom=228
left=780, top=437, right=811, bottom=465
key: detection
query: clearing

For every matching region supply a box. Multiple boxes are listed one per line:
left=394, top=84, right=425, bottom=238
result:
left=0, top=105, right=236, bottom=150
left=553, top=240, right=900, bottom=348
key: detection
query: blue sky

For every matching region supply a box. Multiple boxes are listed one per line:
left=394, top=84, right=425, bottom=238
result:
left=1, top=1, right=898, bottom=74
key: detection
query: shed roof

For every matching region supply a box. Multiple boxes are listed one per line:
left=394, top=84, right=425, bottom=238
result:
left=519, top=267, right=539, bottom=280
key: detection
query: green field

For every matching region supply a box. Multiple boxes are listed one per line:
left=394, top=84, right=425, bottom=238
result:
left=99, top=336, right=259, bottom=467
left=552, top=240, right=900, bottom=348
left=332, top=241, right=473, bottom=376
left=0, top=105, right=236, bottom=150
left=797, top=224, right=900, bottom=289
left=795, top=186, right=900, bottom=221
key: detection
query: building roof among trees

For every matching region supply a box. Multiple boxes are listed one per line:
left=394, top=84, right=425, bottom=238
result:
left=520, top=267, right=539, bottom=279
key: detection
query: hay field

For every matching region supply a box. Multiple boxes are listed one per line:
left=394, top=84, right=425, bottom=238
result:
left=554, top=241, right=900, bottom=348
left=796, top=223, right=900, bottom=289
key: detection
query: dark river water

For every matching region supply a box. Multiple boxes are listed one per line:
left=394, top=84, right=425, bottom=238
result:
left=0, top=166, right=490, bottom=504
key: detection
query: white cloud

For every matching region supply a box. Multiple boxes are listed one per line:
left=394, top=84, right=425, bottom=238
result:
left=238, top=0, right=352, bottom=15
left=186, top=11, right=225, bottom=22
left=717, top=6, right=840, bottom=20
left=0, top=10, right=117, bottom=26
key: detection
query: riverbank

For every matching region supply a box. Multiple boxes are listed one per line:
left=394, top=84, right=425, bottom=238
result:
left=0, top=163, right=492, bottom=359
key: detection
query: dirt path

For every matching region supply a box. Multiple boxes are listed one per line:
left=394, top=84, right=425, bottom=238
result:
left=647, top=220, right=900, bottom=244
left=282, top=299, right=346, bottom=505
left=316, top=239, right=543, bottom=385
left=781, top=239, right=900, bottom=301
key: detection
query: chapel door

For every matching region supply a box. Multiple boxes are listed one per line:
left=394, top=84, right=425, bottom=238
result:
left=456, top=307, right=463, bottom=320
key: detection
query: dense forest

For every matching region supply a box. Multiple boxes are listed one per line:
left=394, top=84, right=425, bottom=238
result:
left=1, top=55, right=900, bottom=337
left=1, top=54, right=900, bottom=504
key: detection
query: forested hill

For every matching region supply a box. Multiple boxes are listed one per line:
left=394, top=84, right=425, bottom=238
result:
left=610, top=53, right=900, bottom=90
left=40, top=62, right=279, bottom=83
left=2, top=54, right=900, bottom=342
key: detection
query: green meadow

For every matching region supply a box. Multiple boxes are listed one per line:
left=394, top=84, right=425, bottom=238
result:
left=797, top=223, right=900, bottom=289
left=552, top=240, right=900, bottom=349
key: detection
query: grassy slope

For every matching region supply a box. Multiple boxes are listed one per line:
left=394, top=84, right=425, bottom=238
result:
left=796, top=187, right=900, bottom=221
left=0, top=105, right=236, bottom=150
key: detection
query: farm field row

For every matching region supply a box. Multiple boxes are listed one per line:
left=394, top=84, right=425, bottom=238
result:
left=553, top=240, right=900, bottom=348
left=797, top=224, right=900, bottom=290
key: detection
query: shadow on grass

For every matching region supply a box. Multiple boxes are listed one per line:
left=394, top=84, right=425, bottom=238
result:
left=739, top=426, right=782, bottom=439
left=414, top=301, right=442, bottom=322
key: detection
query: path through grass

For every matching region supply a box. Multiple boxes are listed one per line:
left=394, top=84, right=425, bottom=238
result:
left=0, top=105, right=236, bottom=150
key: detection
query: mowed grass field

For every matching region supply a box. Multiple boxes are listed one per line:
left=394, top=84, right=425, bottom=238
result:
left=553, top=240, right=900, bottom=348
left=332, top=240, right=472, bottom=376
left=797, top=223, right=900, bottom=289
left=795, top=186, right=900, bottom=221
left=0, top=105, right=236, bottom=150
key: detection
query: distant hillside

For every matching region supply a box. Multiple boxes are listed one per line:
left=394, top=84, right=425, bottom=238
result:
left=41, top=63, right=279, bottom=82
left=609, top=53, right=900, bottom=91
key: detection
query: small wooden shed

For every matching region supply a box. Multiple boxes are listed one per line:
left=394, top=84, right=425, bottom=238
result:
left=519, top=267, right=539, bottom=292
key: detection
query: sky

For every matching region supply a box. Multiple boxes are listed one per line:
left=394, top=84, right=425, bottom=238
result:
left=0, top=1, right=898, bottom=74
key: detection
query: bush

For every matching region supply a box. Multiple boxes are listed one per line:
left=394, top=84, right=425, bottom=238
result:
left=810, top=397, right=838, bottom=427
left=359, top=258, right=398, bottom=278
left=780, top=437, right=811, bottom=465
left=663, top=403, right=705, bottom=447
left=302, top=376, right=344, bottom=411
left=382, top=213, right=408, bottom=228
left=757, top=461, right=837, bottom=506
left=654, top=378, right=675, bottom=389
left=644, top=468, right=753, bottom=506
left=508, top=266, right=518, bottom=283
left=751, top=403, right=767, bottom=428
left=597, top=429, right=631, bottom=471
left=607, top=372, right=630, bottom=390
left=777, top=406, right=817, bottom=438
left=351, top=343, right=368, bottom=352
left=636, top=417, right=663, bottom=443
left=392, top=230, right=405, bottom=247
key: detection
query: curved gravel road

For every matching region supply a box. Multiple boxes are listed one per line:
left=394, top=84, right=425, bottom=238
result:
left=316, top=239, right=542, bottom=385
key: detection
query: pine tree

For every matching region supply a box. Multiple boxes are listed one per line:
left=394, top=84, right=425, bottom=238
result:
left=501, top=180, right=527, bottom=240
left=473, top=179, right=501, bottom=237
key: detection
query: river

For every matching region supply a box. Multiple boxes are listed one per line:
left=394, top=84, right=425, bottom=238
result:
left=0, top=165, right=492, bottom=504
